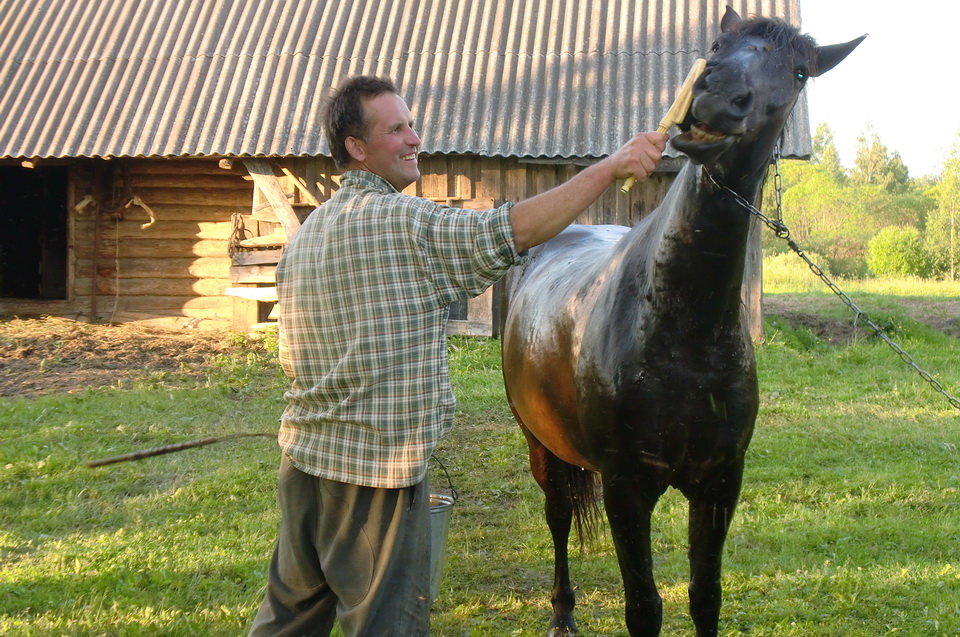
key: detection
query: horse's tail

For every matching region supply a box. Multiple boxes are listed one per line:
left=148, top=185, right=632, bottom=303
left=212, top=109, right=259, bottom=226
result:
left=564, top=463, right=603, bottom=551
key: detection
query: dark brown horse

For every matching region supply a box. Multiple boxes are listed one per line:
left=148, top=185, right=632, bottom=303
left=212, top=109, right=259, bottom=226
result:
left=501, top=8, right=864, bottom=636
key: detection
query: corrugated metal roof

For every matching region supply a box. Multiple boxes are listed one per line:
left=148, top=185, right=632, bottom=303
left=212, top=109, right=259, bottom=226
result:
left=0, top=0, right=810, bottom=160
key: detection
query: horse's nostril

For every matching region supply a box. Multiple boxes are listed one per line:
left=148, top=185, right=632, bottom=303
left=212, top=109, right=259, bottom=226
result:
left=733, top=94, right=753, bottom=111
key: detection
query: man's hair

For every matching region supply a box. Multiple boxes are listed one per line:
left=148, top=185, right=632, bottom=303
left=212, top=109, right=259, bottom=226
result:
left=324, top=76, right=398, bottom=169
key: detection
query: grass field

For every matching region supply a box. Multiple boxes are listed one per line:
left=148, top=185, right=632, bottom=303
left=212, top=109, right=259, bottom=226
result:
left=1, top=282, right=958, bottom=635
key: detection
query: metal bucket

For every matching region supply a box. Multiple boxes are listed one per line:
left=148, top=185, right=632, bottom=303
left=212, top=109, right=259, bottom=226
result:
left=428, top=493, right=454, bottom=602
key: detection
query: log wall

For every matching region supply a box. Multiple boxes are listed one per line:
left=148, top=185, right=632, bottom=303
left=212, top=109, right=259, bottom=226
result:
left=0, top=158, right=253, bottom=328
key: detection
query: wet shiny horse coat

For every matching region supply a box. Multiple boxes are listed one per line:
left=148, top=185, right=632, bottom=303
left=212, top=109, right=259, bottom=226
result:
left=502, top=9, right=863, bottom=636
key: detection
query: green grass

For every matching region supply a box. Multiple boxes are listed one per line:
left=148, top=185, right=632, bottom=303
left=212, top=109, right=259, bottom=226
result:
left=2, top=285, right=959, bottom=635
left=763, top=250, right=960, bottom=298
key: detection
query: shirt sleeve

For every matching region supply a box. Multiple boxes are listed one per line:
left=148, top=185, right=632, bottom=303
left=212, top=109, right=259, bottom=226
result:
left=399, top=197, right=525, bottom=304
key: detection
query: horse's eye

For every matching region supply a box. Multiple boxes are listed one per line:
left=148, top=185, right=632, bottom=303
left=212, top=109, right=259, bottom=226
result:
left=711, top=41, right=720, bottom=53
left=794, top=68, right=808, bottom=82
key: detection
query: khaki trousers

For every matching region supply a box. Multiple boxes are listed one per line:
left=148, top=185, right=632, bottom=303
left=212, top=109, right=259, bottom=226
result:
left=249, top=455, right=431, bottom=636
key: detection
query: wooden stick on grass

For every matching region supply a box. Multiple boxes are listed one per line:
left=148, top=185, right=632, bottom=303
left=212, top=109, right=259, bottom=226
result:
left=86, top=432, right=275, bottom=468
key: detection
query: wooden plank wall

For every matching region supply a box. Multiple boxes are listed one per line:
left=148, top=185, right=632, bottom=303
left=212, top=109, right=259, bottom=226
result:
left=409, top=155, right=673, bottom=226
left=72, top=158, right=252, bottom=328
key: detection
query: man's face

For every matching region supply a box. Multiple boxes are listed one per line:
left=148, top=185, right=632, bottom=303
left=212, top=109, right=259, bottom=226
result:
left=348, top=92, right=422, bottom=190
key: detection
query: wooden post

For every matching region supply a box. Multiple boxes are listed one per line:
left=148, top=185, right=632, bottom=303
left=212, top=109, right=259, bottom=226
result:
left=242, top=159, right=302, bottom=239
left=277, top=164, right=321, bottom=207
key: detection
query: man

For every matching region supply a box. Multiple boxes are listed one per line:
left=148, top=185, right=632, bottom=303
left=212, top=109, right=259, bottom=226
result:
left=250, top=76, right=666, bottom=636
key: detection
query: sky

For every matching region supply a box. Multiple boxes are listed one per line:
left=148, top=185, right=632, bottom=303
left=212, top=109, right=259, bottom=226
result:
left=799, top=0, right=958, bottom=178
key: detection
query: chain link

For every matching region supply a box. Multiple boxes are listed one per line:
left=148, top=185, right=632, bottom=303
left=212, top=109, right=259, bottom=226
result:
left=702, top=167, right=960, bottom=411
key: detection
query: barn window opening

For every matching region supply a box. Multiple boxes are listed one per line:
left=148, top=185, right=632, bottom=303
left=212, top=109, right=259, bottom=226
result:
left=0, top=166, right=68, bottom=299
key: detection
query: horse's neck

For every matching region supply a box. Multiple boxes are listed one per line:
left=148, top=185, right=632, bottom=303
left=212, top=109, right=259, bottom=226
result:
left=620, top=161, right=763, bottom=322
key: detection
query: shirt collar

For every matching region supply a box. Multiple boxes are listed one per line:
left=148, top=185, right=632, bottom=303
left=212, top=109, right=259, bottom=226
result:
left=340, top=170, right=400, bottom=194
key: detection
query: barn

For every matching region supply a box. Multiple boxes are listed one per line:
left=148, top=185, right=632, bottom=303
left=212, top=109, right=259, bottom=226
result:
left=0, top=0, right=811, bottom=334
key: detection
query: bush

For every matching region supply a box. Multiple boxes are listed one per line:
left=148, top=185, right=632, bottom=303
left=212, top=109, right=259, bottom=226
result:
left=866, top=225, right=930, bottom=277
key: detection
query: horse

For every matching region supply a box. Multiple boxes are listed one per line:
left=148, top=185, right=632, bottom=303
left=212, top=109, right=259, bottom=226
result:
left=500, top=8, right=864, bottom=636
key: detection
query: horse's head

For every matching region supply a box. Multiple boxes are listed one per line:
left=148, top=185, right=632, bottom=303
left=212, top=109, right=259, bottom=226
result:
left=671, top=6, right=865, bottom=181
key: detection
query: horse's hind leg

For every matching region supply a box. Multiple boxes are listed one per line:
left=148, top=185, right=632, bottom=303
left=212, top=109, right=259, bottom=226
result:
left=686, top=467, right=743, bottom=637
left=521, top=425, right=579, bottom=636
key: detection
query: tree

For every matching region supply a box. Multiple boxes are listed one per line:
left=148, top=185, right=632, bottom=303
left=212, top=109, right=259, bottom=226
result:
left=758, top=159, right=840, bottom=258
left=850, top=126, right=910, bottom=192
left=886, top=151, right=910, bottom=190
left=776, top=165, right=869, bottom=275
left=761, top=125, right=934, bottom=278
left=925, top=134, right=960, bottom=279
left=811, top=122, right=845, bottom=181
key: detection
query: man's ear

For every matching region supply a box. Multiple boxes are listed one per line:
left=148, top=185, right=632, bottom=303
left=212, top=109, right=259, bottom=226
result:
left=345, top=136, right=366, bottom=163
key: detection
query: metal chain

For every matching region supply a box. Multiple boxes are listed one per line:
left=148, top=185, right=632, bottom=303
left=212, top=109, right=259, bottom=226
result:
left=702, top=167, right=960, bottom=411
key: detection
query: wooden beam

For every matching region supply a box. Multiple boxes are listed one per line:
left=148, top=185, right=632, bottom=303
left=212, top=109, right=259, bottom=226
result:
left=231, top=248, right=283, bottom=266
left=132, top=174, right=249, bottom=190
left=128, top=158, right=239, bottom=177
left=243, top=159, right=302, bottom=239
left=89, top=277, right=231, bottom=297
left=446, top=320, right=495, bottom=337
left=277, top=164, right=321, bottom=206
left=78, top=256, right=230, bottom=279
left=225, top=286, right=278, bottom=302
left=230, top=264, right=277, bottom=284
left=120, top=187, right=251, bottom=206
left=236, top=231, right=287, bottom=248
left=232, top=293, right=261, bottom=331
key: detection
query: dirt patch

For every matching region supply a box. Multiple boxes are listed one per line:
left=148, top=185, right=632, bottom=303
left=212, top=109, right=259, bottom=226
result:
left=0, top=316, right=248, bottom=398
left=763, top=295, right=960, bottom=344
left=2, top=297, right=956, bottom=397
left=763, top=295, right=862, bottom=344
left=899, top=298, right=960, bottom=338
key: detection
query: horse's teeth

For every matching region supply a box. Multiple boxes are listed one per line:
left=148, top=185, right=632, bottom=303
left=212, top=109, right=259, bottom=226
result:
left=692, top=125, right=725, bottom=142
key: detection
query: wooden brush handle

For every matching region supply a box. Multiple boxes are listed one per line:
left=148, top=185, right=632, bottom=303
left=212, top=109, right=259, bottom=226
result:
left=621, top=58, right=706, bottom=193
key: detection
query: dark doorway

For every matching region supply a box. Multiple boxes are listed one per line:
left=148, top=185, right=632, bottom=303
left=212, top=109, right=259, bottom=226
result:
left=0, top=166, right=68, bottom=299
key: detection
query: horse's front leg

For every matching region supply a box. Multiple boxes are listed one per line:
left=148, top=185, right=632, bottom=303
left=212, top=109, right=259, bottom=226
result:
left=521, top=426, right=578, bottom=636
left=602, top=470, right=665, bottom=636
left=686, top=466, right=744, bottom=637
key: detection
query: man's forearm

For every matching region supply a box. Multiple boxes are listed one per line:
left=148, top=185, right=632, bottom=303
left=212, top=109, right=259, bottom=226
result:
left=508, top=132, right=667, bottom=253
left=509, top=160, right=616, bottom=253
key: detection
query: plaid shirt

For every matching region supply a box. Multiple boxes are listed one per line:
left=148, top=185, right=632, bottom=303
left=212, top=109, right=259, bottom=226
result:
left=275, top=170, right=523, bottom=488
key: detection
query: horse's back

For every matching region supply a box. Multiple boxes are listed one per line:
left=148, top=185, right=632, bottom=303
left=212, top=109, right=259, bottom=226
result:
left=531, top=223, right=628, bottom=263
left=506, top=223, right=628, bottom=299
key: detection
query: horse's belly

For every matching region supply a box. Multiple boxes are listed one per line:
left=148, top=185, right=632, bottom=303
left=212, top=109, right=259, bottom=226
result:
left=503, top=224, right=632, bottom=472
left=510, top=379, right=597, bottom=471
left=503, top=300, right=598, bottom=471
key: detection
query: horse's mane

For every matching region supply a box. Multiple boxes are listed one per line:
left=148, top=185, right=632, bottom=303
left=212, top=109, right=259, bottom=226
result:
left=734, top=17, right=819, bottom=71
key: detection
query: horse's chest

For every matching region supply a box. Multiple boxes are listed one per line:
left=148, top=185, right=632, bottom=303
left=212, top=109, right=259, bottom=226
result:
left=580, top=341, right=755, bottom=469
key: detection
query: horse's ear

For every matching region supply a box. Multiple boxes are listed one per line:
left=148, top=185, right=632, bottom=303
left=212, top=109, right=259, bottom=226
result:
left=811, top=34, right=867, bottom=77
left=720, top=6, right=742, bottom=32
